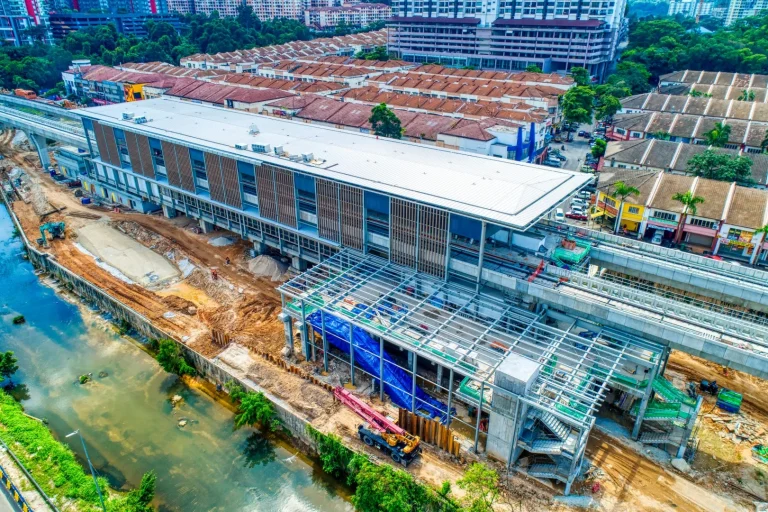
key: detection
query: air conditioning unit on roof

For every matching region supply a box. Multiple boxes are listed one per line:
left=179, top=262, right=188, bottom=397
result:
left=235, top=143, right=249, bottom=150
left=251, top=143, right=271, bottom=153
left=122, top=112, right=135, bottom=120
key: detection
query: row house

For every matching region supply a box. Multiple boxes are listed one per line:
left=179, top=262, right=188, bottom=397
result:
left=603, top=139, right=768, bottom=188
left=597, top=169, right=768, bottom=264
left=607, top=111, right=768, bottom=155
left=619, top=93, right=768, bottom=121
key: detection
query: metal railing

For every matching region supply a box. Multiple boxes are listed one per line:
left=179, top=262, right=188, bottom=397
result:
left=0, top=105, right=85, bottom=138
left=549, top=265, right=768, bottom=349
left=0, top=93, right=81, bottom=120
left=538, top=219, right=768, bottom=285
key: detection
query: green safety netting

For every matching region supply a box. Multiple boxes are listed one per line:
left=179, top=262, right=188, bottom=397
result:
left=653, top=376, right=696, bottom=407
left=552, top=239, right=591, bottom=267
left=631, top=399, right=690, bottom=421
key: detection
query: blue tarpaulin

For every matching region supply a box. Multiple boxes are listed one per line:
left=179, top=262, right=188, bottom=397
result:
left=307, top=308, right=451, bottom=422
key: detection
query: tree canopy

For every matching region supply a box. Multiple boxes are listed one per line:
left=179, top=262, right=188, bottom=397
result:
left=687, top=150, right=754, bottom=183
left=562, top=86, right=595, bottom=125
left=623, top=13, right=768, bottom=81
left=369, top=103, right=403, bottom=139
left=0, top=10, right=315, bottom=93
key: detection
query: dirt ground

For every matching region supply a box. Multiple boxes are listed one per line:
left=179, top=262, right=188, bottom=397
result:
left=2, top=128, right=767, bottom=511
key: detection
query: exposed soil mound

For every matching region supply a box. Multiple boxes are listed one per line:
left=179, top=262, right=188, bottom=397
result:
left=197, top=291, right=284, bottom=353
left=161, top=295, right=197, bottom=316
left=246, top=363, right=336, bottom=420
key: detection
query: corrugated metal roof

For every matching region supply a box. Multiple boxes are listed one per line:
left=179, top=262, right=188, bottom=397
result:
left=79, top=97, right=589, bottom=230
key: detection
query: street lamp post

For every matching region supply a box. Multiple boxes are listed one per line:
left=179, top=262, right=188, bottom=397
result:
left=66, top=430, right=106, bottom=512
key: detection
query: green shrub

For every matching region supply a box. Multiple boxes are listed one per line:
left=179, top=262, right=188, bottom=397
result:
left=306, top=425, right=358, bottom=481
left=234, top=390, right=280, bottom=431
left=0, top=389, right=157, bottom=511
left=155, top=339, right=195, bottom=377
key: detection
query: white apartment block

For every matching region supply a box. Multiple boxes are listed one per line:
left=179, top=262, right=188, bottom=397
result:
left=304, top=3, right=391, bottom=28
left=725, top=0, right=768, bottom=25
left=388, top=0, right=627, bottom=79
left=667, top=0, right=714, bottom=17
left=167, top=0, right=193, bottom=14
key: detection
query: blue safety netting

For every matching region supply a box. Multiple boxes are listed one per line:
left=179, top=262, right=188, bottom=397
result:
left=307, top=308, right=451, bottom=422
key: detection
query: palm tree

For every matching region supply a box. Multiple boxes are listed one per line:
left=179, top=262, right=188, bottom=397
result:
left=612, top=181, right=640, bottom=234
left=672, top=191, right=705, bottom=244
left=752, top=224, right=768, bottom=266
left=704, top=122, right=731, bottom=147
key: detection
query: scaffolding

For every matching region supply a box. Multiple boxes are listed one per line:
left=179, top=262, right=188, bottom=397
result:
left=278, top=249, right=665, bottom=491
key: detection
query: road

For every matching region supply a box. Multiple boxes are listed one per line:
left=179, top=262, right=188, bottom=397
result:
left=0, top=486, right=18, bottom=512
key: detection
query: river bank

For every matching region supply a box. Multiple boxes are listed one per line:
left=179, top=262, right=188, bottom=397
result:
left=0, top=201, right=352, bottom=511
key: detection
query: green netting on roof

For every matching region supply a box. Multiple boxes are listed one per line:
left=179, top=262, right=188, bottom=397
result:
left=552, top=239, right=592, bottom=266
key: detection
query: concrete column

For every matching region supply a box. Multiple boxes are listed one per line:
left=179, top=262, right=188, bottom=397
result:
left=279, top=312, right=294, bottom=357
left=632, top=362, right=660, bottom=440
left=30, top=132, right=50, bottom=169
left=348, top=321, right=355, bottom=386
left=253, top=241, right=266, bottom=255
left=474, top=381, right=485, bottom=453
left=445, top=368, right=455, bottom=427
left=436, top=364, right=444, bottom=389
left=162, top=204, right=177, bottom=219
left=411, top=352, right=418, bottom=412
left=379, top=336, right=385, bottom=401
left=300, top=323, right=310, bottom=359
left=677, top=395, right=703, bottom=458
left=320, top=310, right=329, bottom=372
left=291, top=256, right=306, bottom=271
left=199, top=218, right=215, bottom=234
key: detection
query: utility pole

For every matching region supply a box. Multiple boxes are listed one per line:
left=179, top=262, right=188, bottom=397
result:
left=66, top=430, right=106, bottom=512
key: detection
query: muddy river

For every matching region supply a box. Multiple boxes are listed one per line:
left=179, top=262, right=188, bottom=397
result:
left=0, top=205, right=351, bottom=511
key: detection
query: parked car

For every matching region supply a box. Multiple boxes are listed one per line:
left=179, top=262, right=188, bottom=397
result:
left=578, top=130, right=590, bottom=137
left=555, top=208, right=565, bottom=222
left=566, top=211, right=588, bottom=221
left=578, top=190, right=592, bottom=200
left=543, top=160, right=562, bottom=168
left=651, top=232, right=663, bottom=245
left=554, top=154, right=567, bottom=161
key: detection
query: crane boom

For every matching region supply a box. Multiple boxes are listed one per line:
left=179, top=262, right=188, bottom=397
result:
left=334, top=386, right=421, bottom=463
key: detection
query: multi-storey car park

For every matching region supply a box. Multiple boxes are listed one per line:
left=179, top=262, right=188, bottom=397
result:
left=7, top=94, right=768, bottom=493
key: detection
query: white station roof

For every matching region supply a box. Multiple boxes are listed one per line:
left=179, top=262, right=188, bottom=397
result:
left=80, top=97, right=590, bottom=230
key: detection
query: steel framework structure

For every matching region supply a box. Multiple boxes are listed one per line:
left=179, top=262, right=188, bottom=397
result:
left=278, top=249, right=663, bottom=430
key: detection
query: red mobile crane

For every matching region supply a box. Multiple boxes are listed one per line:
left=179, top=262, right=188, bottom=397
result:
left=334, top=386, right=421, bottom=466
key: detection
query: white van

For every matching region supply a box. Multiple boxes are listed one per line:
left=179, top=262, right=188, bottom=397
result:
left=555, top=208, right=565, bottom=222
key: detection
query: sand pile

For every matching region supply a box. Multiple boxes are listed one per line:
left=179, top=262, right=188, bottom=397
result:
left=248, top=255, right=288, bottom=281
left=246, top=363, right=336, bottom=420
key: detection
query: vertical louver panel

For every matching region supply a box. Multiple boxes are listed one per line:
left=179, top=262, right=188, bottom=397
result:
left=174, top=144, right=195, bottom=192
left=92, top=120, right=113, bottom=165
left=135, top=134, right=155, bottom=179
left=123, top=131, right=143, bottom=175
left=255, top=164, right=278, bottom=221
left=102, top=125, right=122, bottom=168
left=204, top=152, right=226, bottom=204
left=274, top=168, right=297, bottom=228
left=161, top=140, right=182, bottom=188
left=316, top=178, right=340, bottom=243
left=391, top=198, right=418, bottom=269
left=220, top=157, right=242, bottom=209
left=417, top=205, right=448, bottom=278
left=339, top=184, right=363, bottom=250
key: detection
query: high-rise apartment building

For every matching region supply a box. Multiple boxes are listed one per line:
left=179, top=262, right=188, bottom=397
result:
left=725, top=0, right=768, bottom=25
left=387, top=0, right=627, bottom=80
left=76, top=0, right=166, bottom=14
left=0, top=0, right=50, bottom=45
left=305, top=2, right=390, bottom=29
left=667, top=0, right=715, bottom=17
